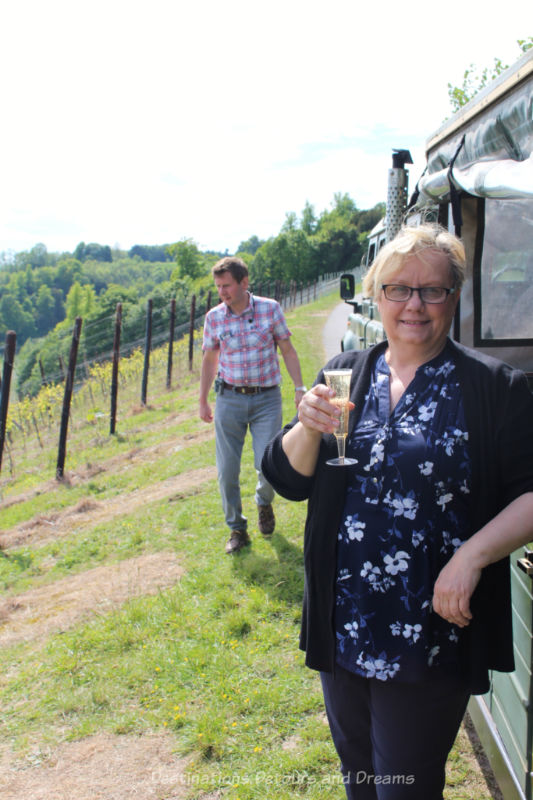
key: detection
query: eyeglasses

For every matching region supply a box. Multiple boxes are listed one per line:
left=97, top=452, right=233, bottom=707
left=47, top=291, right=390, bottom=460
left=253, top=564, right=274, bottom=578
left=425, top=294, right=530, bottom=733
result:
left=381, top=285, right=456, bottom=304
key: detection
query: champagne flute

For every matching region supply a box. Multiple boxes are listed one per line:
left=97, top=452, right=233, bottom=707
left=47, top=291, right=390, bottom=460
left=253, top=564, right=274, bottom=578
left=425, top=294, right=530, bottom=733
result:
left=323, top=369, right=358, bottom=466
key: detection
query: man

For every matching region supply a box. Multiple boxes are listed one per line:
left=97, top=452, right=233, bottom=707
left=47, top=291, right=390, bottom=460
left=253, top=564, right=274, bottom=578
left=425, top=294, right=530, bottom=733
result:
left=199, top=256, right=306, bottom=554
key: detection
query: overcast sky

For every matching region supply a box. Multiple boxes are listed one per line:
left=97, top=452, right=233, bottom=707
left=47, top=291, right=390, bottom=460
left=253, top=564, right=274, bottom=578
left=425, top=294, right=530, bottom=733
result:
left=0, top=0, right=530, bottom=257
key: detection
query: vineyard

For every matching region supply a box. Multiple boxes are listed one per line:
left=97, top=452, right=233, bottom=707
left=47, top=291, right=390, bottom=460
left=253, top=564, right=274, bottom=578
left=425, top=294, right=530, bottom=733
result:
left=0, top=275, right=342, bottom=497
left=0, top=336, right=199, bottom=498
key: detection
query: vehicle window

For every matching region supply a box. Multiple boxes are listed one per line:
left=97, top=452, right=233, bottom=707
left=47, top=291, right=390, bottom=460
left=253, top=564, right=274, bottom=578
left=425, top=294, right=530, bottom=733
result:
left=480, top=199, right=533, bottom=340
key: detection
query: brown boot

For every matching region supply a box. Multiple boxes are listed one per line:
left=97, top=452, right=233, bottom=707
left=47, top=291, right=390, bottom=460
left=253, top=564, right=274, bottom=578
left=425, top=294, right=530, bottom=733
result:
left=225, top=529, right=251, bottom=554
left=257, top=504, right=275, bottom=537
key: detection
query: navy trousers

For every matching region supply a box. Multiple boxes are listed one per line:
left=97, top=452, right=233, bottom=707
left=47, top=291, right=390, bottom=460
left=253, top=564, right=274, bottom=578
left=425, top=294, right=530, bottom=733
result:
left=320, top=665, right=470, bottom=800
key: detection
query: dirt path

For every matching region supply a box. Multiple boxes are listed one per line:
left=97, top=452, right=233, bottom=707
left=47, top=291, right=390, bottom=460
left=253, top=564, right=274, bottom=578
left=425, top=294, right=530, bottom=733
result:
left=0, top=733, right=194, bottom=800
left=0, top=464, right=217, bottom=551
left=0, top=551, right=184, bottom=647
left=0, top=415, right=222, bottom=798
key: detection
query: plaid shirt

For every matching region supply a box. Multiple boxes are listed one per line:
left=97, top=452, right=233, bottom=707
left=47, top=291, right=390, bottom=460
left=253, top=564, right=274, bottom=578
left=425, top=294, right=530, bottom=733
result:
left=202, top=293, right=291, bottom=386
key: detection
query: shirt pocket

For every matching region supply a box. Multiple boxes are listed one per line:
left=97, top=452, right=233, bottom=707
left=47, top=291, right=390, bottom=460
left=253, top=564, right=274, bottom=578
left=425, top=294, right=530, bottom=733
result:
left=224, top=325, right=272, bottom=353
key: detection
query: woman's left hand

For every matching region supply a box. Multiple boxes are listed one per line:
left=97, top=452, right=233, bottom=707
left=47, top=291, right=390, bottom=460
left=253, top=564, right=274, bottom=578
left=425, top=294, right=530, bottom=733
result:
left=433, top=494, right=533, bottom=628
left=432, top=548, right=482, bottom=628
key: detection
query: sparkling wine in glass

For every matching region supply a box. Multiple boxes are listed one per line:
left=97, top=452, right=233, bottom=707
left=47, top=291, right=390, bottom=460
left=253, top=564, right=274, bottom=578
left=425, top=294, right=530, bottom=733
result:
left=323, top=369, right=358, bottom=466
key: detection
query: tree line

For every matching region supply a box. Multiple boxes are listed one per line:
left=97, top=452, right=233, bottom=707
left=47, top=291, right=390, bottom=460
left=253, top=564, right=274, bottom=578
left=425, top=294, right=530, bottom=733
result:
left=0, top=193, right=384, bottom=397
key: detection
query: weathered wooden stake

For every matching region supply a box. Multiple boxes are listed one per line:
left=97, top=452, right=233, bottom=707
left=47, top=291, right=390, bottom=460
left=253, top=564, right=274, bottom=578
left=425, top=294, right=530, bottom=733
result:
left=39, top=357, right=47, bottom=386
left=0, top=331, right=16, bottom=475
left=110, top=302, right=122, bottom=434
left=166, top=298, right=176, bottom=389
left=56, top=317, right=82, bottom=480
left=141, top=299, right=152, bottom=406
left=188, top=294, right=196, bottom=371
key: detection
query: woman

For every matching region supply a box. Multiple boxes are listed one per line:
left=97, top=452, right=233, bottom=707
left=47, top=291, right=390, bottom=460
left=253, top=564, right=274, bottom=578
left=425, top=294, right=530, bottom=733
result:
left=262, top=224, right=533, bottom=799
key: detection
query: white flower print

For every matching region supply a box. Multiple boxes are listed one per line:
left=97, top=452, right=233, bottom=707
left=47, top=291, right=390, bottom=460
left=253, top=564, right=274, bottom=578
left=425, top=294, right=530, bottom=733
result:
left=344, top=621, right=359, bottom=639
left=345, top=515, right=366, bottom=541
left=384, top=551, right=410, bottom=575
left=389, top=493, right=418, bottom=520
left=334, top=350, right=470, bottom=682
left=454, top=428, right=468, bottom=442
left=418, top=401, right=437, bottom=421
left=441, top=530, right=464, bottom=552
left=402, top=623, right=422, bottom=643
left=437, top=492, right=453, bottom=511
left=360, top=561, right=381, bottom=583
left=390, top=621, right=402, bottom=636
left=440, top=432, right=456, bottom=456
left=356, top=653, right=401, bottom=680
left=360, top=561, right=394, bottom=592
left=435, top=360, right=455, bottom=377
left=411, top=530, right=425, bottom=548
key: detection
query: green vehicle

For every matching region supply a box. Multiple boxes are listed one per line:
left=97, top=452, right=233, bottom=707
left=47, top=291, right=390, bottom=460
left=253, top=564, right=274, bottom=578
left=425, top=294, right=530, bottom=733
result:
left=341, top=48, right=533, bottom=800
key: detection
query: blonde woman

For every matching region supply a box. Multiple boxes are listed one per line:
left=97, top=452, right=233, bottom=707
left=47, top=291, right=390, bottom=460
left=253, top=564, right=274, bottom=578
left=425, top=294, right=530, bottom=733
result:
left=262, top=224, right=533, bottom=799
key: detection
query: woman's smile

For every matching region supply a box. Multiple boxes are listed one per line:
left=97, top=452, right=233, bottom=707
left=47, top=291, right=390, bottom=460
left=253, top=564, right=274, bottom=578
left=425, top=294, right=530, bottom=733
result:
left=377, top=250, right=460, bottom=362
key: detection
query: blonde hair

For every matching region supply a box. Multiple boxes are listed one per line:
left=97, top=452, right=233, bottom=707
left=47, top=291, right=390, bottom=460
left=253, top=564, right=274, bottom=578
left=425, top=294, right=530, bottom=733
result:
left=362, top=224, right=466, bottom=300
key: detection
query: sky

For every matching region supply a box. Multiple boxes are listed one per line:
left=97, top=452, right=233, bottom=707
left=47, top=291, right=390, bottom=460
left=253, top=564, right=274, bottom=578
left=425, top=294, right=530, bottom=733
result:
left=0, top=0, right=530, bottom=257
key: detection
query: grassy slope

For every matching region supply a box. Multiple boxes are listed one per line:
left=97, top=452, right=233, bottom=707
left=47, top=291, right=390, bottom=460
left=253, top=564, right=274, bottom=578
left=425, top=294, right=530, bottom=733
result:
left=0, top=292, right=492, bottom=799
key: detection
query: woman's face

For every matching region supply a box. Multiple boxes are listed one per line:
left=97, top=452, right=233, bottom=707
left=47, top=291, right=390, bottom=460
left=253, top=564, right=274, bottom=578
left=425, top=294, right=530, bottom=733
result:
left=376, top=249, right=460, bottom=358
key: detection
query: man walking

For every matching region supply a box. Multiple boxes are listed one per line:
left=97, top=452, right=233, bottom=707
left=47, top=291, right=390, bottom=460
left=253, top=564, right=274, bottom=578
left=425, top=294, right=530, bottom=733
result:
left=199, top=257, right=306, bottom=554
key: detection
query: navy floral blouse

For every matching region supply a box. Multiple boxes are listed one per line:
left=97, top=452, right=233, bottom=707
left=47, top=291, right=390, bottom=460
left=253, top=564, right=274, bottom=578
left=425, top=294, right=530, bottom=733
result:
left=335, top=348, right=471, bottom=682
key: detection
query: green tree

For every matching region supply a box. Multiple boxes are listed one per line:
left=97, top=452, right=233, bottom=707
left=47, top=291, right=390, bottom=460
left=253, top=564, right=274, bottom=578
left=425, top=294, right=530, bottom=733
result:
left=65, top=282, right=97, bottom=321
left=168, top=238, right=205, bottom=280
left=448, top=38, right=532, bottom=112
left=281, top=212, right=298, bottom=233
left=236, top=235, right=263, bottom=256
left=301, top=201, right=317, bottom=235
left=128, top=244, right=172, bottom=262
left=74, top=242, right=112, bottom=262
left=35, top=285, right=56, bottom=336
left=0, top=294, right=37, bottom=340
left=251, top=230, right=317, bottom=286
left=65, top=282, right=85, bottom=321
left=54, top=258, right=84, bottom=295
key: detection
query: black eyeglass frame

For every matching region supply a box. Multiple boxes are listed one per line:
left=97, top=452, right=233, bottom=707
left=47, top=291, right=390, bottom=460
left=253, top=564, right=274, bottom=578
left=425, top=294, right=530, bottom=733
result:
left=381, top=284, right=456, bottom=304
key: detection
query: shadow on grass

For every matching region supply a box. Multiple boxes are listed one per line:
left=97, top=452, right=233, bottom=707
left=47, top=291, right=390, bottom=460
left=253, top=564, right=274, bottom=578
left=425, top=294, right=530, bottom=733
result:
left=230, top=531, right=305, bottom=607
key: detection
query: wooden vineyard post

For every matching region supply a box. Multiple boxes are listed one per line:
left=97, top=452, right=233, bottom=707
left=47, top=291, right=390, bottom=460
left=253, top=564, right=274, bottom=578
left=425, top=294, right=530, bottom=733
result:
left=56, top=317, right=82, bottom=480
left=0, top=331, right=16, bottom=475
left=110, top=302, right=122, bottom=434
left=141, top=299, right=152, bottom=406
left=188, top=294, right=196, bottom=371
left=166, top=298, right=176, bottom=390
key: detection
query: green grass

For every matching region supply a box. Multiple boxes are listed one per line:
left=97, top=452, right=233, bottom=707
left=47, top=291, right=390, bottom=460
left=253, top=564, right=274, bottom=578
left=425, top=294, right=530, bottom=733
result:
left=0, top=292, right=493, bottom=799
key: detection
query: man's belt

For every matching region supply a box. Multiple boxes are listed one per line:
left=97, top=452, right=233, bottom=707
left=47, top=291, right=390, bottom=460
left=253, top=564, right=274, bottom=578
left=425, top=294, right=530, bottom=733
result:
left=222, top=382, right=277, bottom=395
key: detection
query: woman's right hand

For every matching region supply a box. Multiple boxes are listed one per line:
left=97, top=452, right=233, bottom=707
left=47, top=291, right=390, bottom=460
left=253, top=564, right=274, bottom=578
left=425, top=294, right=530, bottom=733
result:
left=282, top=384, right=354, bottom=476
left=297, top=384, right=354, bottom=435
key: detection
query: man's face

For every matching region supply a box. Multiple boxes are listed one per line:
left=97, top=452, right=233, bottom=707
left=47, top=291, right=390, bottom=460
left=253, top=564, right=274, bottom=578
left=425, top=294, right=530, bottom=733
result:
left=214, top=272, right=249, bottom=311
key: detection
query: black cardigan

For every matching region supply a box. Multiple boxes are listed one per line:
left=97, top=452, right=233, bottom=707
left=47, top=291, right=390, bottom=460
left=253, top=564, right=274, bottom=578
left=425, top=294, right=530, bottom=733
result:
left=262, top=339, right=533, bottom=694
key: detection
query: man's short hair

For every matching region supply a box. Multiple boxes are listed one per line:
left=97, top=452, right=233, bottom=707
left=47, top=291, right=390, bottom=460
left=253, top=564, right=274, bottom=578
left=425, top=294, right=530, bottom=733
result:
left=212, top=257, right=249, bottom=283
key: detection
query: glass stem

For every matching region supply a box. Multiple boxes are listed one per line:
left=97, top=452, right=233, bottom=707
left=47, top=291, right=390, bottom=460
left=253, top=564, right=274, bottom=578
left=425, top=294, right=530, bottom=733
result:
left=335, top=435, right=346, bottom=464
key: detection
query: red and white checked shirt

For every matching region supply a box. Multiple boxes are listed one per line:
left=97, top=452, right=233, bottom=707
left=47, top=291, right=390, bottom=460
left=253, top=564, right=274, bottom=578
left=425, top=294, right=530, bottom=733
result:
left=202, top=293, right=291, bottom=386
